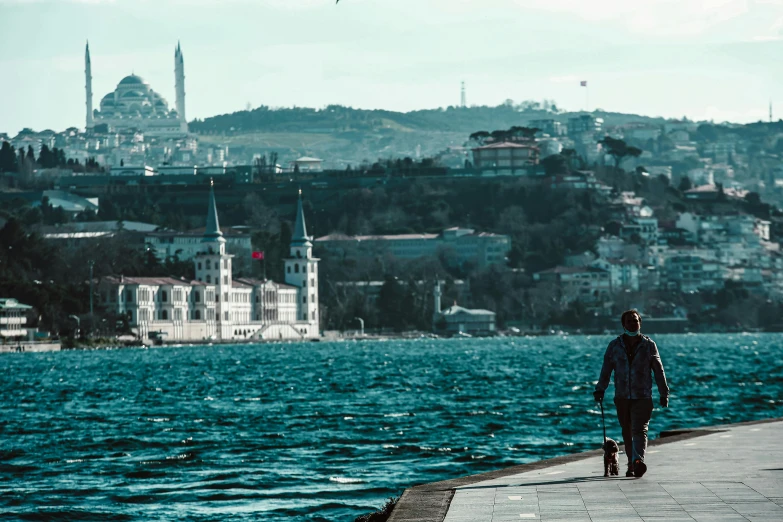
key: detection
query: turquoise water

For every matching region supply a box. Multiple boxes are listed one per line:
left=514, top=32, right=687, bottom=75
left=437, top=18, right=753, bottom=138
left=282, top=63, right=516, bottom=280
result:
left=1, top=334, right=781, bottom=521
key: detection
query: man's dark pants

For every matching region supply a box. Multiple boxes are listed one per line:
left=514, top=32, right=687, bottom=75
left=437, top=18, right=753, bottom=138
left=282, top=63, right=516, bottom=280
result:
left=614, top=398, right=654, bottom=465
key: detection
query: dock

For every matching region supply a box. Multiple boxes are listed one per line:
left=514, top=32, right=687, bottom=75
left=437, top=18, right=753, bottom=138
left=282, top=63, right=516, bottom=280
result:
left=388, top=418, right=783, bottom=522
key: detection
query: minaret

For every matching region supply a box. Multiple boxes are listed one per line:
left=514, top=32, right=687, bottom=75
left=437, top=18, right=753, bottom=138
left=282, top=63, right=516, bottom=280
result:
left=85, top=41, right=94, bottom=130
left=434, top=280, right=442, bottom=316
left=194, top=179, right=233, bottom=339
left=284, top=190, right=320, bottom=337
left=174, top=41, right=187, bottom=124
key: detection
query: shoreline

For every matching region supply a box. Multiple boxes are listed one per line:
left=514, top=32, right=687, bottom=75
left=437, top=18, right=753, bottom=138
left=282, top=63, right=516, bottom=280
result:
left=3, top=329, right=781, bottom=353
left=386, top=416, right=783, bottom=522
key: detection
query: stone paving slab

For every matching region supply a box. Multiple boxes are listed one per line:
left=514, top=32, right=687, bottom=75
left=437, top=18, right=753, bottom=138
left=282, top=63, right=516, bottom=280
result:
left=388, top=418, right=783, bottom=522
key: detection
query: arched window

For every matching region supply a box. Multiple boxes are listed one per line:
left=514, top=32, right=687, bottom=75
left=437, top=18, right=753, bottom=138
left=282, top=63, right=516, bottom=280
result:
left=206, top=275, right=211, bottom=283
left=161, top=310, right=168, bottom=320
left=294, top=264, right=299, bottom=273
left=194, top=291, right=200, bottom=303
left=195, top=310, right=201, bottom=320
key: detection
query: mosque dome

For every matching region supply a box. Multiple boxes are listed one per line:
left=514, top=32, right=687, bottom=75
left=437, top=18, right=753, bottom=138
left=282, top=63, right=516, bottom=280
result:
left=92, top=68, right=182, bottom=130
left=118, top=74, right=146, bottom=86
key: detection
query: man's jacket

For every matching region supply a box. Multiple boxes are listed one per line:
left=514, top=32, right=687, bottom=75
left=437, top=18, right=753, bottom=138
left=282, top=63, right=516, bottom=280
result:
left=595, top=335, right=669, bottom=400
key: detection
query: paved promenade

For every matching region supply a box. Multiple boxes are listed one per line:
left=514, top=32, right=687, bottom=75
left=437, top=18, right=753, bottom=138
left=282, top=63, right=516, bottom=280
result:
left=388, top=419, right=783, bottom=522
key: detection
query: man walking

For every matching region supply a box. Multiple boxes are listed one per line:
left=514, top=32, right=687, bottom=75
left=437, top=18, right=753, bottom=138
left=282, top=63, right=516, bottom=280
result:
left=594, top=310, right=669, bottom=477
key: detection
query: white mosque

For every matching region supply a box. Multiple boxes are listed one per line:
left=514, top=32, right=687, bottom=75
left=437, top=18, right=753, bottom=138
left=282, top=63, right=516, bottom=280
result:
left=98, top=186, right=321, bottom=342
left=85, top=42, right=188, bottom=137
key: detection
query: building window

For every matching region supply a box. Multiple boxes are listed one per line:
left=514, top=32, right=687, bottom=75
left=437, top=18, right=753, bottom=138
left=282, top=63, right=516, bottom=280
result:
left=206, top=275, right=211, bottom=284
left=310, top=265, right=314, bottom=273
left=224, top=311, right=229, bottom=320
left=161, top=291, right=168, bottom=303
left=174, top=309, right=182, bottom=321
left=311, top=311, right=315, bottom=320
left=223, top=276, right=228, bottom=285
left=194, top=291, right=200, bottom=303
left=126, top=290, right=133, bottom=303
left=194, top=310, right=201, bottom=320
left=311, top=293, right=315, bottom=303
left=302, top=313, right=307, bottom=321
left=311, top=278, right=315, bottom=286
left=198, top=262, right=202, bottom=270
left=224, top=259, right=228, bottom=269
left=297, top=250, right=302, bottom=258
left=295, top=264, right=299, bottom=273
left=303, top=295, right=307, bottom=304
left=161, top=310, right=168, bottom=320
left=287, top=266, right=291, bottom=273
left=206, top=260, right=211, bottom=269
left=224, top=292, right=229, bottom=302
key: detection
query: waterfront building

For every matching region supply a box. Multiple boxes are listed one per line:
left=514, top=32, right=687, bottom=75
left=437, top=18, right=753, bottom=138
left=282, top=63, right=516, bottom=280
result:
left=86, top=42, right=188, bottom=137
left=0, top=298, right=31, bottom=341
left=567, top=115, right=603, bottom=136
left=471, top=142, right=539, bottom=172
left=291, top=157, right=324, bottom=172
left=533, top=266, right=612, bottom=306
left=144, top=227, right=252, bottom=262
left=431, top=281, right=495, bottom=336
left=315, top=227, right=510, bottom=269
left=98, top=187, right=319, bottom=341
left=528, top=119, right=564, bottom=137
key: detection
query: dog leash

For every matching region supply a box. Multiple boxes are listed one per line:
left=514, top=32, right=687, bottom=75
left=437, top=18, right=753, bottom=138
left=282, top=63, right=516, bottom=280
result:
left=599, top=398, right=607, bottom=444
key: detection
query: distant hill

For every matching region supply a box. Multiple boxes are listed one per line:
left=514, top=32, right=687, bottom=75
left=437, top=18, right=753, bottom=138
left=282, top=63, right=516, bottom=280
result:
left=190, top=103, right=673, bottom=167
left=190, top=103, right=670, bottom=136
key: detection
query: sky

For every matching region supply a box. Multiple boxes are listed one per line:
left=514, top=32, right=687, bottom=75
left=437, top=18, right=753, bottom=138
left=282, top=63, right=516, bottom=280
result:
left=1, top=0, right=783, bottom=135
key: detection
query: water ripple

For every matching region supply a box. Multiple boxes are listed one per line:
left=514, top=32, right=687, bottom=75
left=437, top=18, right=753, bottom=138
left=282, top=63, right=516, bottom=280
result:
left=1, top=334, right=782, bottom=520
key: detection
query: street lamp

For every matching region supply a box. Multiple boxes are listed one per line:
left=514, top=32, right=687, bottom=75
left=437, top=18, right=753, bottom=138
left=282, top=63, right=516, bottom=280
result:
left=69, top=315, right=81, bottom=339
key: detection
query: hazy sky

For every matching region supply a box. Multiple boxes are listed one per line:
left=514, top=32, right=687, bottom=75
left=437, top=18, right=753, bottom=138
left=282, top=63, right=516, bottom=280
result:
left=1, top=0, right=783, bottom=134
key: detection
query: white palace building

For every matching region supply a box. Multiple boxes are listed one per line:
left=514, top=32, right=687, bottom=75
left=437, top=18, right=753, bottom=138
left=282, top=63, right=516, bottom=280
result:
left=98, top=186, right=320, bottom=342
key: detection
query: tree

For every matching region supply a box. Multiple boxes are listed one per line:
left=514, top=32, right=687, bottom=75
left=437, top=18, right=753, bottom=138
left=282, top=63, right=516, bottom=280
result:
left=560, top=148, right=582, bottom=170
left=38, top=145, right=53, bottom=168
left=541, top=154, right=569, bottom=176
left=0, top=141, right=18, bottom=173
left=508, top=126, right=539, bottom=140
left=678, top=175, right=693, bottom=192
left=599, top=136, right=642, bottom=171
left=469, top=131, right=490, bottom=145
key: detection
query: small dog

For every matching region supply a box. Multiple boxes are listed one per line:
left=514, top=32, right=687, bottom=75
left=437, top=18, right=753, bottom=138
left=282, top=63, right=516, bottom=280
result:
left=603, top=438, right=620, bottom=477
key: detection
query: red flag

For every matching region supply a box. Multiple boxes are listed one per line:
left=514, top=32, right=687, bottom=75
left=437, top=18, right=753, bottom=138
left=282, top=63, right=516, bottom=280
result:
left=252, top=251, right=265, bottom=260
left=580, top=80, right=588, bottom=87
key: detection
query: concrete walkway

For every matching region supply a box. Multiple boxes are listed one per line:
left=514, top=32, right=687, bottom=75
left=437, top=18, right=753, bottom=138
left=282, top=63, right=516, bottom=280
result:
left=388, top=419, right=783, bottom=522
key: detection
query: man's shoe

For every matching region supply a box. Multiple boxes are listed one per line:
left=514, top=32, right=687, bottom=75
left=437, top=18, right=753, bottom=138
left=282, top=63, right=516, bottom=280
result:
left=625, top=464, right=634, bottom=477
left=633, top=459, right=647, bottom=478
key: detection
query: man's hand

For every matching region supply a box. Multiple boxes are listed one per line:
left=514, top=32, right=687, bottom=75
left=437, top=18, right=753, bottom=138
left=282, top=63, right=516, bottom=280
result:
left=660, top=397, right=669, bottom=408
left=593, top=390, right=604, bottom=402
